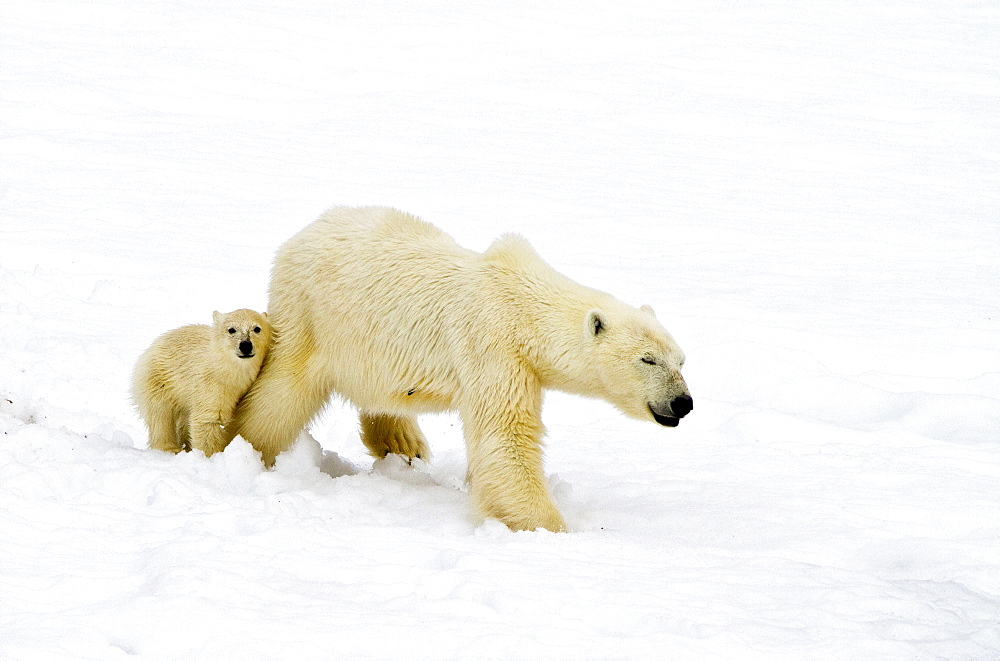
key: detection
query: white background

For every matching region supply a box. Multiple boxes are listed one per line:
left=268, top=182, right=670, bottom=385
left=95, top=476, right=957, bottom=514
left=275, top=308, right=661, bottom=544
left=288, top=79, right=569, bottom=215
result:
left=2, top=1, right=998, bottom=658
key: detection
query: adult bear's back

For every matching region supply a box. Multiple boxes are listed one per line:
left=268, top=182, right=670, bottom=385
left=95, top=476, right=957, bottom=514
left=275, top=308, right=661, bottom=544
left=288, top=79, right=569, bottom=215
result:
left=266, top=206, right=480, bottom=407
left=273, top=206, right=474, bottom=293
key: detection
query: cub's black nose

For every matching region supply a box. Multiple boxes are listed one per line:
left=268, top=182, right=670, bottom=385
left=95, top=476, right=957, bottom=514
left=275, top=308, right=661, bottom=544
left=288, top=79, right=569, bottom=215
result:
left=670, top=394, right=693, bottom=418
left=239, top=340, right=253, bottom=355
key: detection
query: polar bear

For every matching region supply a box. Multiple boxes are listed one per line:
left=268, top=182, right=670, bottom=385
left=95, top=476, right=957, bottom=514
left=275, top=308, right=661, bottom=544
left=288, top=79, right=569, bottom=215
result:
left=230, top=206, right=692, bottom=531
left=132, top=309, right=272, bottom=456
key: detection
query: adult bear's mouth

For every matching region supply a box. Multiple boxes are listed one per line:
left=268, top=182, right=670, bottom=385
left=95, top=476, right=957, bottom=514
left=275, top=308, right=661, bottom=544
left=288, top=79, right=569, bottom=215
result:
left=648, top=403, right=679, bottom=427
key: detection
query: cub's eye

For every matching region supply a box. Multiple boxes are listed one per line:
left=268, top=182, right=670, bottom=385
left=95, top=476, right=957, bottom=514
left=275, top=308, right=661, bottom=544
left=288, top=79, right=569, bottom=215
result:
left=641, top=356, right=657, bottom=365
left=228, top=328, right=237, bottom=334
left=253, top=326, right=261, bottom=333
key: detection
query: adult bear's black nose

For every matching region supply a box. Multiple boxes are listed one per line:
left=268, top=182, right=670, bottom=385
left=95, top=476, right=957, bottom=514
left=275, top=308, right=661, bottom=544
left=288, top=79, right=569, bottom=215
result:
left=670, top=394, right=693, bottom=418
left=239, top=340, right=253, bottom=356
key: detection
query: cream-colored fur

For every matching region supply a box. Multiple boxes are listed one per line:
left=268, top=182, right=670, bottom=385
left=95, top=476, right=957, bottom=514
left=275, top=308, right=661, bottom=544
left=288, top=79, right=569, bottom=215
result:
left=231, top=206, right=691, bottom=531
left=132, top=309, right=272, bottom=456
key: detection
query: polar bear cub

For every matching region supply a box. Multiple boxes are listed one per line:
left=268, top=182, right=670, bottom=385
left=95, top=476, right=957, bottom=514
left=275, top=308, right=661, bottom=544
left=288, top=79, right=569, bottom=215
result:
left=132, top=309, right=272, bottom=456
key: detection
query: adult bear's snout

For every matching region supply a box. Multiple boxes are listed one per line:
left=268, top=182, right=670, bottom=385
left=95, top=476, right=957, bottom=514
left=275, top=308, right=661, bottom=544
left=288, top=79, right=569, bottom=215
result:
left=670, top=394, right=693, bottom=418
left=648, top=394, right=693, bottom=427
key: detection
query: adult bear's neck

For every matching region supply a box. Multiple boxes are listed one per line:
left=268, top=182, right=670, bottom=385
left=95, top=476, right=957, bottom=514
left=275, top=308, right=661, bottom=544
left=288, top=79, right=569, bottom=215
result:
left=481, top=249, right=613, bottom=396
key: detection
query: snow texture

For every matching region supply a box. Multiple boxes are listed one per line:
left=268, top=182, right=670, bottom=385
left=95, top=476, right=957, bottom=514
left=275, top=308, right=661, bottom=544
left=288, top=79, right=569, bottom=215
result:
left=2, top=1, right=998, bottom=658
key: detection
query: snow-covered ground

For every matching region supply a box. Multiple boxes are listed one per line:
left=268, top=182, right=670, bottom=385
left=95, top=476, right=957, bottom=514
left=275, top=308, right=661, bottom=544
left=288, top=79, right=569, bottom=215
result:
left=2, top=1, right=998, bottom=658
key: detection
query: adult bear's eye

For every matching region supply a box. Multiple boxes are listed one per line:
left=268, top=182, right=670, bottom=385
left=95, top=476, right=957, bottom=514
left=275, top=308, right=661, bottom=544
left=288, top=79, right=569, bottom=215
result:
left=228, top=328, right=237, bottom=334
left=641, top=356, right=657, bottom=365
left=253, top=326, right=261, bottom=333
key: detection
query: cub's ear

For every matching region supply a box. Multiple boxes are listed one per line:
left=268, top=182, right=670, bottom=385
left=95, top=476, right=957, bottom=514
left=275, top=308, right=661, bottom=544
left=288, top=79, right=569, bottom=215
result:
left=640, top=304, right=656, bottom=317
left=212, top=311, right=223, bottom=325
left=585, top=309, right=607, bottom=337
left=261, top=312, right=268, bottom=320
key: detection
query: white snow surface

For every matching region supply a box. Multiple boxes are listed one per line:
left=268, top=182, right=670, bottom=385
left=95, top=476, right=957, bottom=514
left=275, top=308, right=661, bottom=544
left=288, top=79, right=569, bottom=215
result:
left=2, top=1, right=999, bottom=658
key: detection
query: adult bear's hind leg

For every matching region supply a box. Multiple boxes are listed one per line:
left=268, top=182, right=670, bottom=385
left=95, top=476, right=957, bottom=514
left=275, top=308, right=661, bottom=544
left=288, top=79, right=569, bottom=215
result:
left=360, top=412, right=429, bottom=461
left=231, top=339, right=334, bottom=467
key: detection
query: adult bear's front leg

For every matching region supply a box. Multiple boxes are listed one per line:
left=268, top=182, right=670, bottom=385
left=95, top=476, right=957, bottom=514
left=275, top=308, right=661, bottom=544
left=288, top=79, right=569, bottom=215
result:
left=460, top=376, right=566, bottom=532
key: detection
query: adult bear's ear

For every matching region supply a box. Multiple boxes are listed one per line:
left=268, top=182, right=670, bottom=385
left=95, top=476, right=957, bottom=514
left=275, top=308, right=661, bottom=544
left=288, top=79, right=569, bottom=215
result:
left=585, top=309, right=606, bottom=338
left=640, top=304, right=656, bottom=317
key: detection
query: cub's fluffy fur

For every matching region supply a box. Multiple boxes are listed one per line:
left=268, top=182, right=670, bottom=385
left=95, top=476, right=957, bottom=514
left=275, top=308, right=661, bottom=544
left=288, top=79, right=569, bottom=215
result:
left=132, top=309, right=271, bottom=455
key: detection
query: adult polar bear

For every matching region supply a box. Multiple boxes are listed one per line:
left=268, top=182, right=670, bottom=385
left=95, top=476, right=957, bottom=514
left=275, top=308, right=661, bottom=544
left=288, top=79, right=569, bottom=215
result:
left=232, top=206, right=692, bottom=531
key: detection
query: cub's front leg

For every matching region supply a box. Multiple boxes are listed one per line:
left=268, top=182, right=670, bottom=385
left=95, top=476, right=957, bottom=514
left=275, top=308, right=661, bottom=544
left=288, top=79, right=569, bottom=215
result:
left=189, top=400, right=233, bottom=457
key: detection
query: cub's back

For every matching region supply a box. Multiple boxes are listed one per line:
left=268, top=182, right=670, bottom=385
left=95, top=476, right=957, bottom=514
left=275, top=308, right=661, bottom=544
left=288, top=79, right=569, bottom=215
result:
left=133, top=324, right=212, bottom=402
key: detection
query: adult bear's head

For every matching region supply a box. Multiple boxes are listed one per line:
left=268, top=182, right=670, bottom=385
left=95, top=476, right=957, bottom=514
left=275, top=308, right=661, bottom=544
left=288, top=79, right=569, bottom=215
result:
left=583, top=303, right=692, bottom=427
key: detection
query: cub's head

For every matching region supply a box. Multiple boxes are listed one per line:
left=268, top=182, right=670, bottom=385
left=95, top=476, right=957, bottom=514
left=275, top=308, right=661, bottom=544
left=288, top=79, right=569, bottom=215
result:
left=584, top=303, right=692, bottom=427
left=212, top=309, right=272, bottom=364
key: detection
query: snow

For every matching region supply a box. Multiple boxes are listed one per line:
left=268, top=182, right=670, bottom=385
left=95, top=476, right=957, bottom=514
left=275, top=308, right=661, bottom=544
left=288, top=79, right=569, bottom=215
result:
left=2, top=0, right=998, bottom=658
